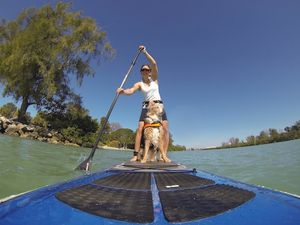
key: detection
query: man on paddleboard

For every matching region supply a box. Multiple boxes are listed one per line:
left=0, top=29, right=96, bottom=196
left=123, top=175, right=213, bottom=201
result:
left=117, top=45, right=170, bottom=162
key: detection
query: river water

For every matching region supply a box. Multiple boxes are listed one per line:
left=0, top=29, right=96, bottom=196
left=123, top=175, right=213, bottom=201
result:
left=0, top=134, right=299, bottom=199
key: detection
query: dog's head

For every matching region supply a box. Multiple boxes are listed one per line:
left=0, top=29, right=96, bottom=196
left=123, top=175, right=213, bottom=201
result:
left=147, top=101, right=163, bottom=116
left=144, top=101, right=163, bottom=124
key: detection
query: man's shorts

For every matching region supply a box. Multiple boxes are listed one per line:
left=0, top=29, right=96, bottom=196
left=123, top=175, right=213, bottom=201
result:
left=139, top=101, right=168, bottom=122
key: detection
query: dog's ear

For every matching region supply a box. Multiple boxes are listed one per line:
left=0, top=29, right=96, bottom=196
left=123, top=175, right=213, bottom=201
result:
left=159, top=104, right=164, bottom=112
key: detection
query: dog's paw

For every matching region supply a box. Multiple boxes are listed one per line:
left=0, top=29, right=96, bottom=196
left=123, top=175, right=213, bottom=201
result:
left=162, top=156, right=171, bottom=163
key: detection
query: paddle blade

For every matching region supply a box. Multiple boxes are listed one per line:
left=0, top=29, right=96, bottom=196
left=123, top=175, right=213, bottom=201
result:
left=75, top=158, right=92, bottom=171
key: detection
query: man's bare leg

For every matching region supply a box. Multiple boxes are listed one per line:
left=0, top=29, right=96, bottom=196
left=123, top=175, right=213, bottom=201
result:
left=130, top=121, right=144, bottom=161
left=161, top=120, right=171, bottom=162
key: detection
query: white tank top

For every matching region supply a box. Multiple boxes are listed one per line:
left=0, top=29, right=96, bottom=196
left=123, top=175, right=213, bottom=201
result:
left=140, top=81, right=161, bottom=101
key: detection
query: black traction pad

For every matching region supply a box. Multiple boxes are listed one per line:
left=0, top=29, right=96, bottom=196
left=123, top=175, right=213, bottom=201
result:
left=93, top=172, right=151, bottom=190
left=155, top=173, right=215, bottom=190
left=158, top=183, right=256, bottom=222
left=56, top=173, right=153, bottom=223
left=56, top=172, right=255, bottom=223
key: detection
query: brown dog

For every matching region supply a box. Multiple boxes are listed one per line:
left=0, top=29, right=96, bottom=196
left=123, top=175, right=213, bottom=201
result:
left=140, top=101, right=171, bottom=163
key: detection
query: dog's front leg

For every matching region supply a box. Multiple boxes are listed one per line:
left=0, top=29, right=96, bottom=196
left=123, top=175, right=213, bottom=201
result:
left=159, top=128, right=171, bottom=163
left=141, top=140, right=150, bottom=163
left=161, top=148, right=171, bottom=162
left=137, top=148, right=143, bottom=161
left=149, top=147, right=156, bottom=162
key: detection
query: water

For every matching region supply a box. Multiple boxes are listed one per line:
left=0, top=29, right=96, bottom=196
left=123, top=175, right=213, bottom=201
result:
left=0, top=134, right=299, bottom=199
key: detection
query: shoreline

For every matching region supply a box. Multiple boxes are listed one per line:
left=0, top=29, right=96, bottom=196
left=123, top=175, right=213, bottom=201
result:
left=100, top=145, right=133, bottom=151
left=0, top=132, right=134, bottom=151
left=0, top=115, right=134, bottom=151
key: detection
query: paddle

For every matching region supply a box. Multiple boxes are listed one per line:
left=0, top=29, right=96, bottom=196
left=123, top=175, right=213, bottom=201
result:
left=75, top=49, right=143, bottom=171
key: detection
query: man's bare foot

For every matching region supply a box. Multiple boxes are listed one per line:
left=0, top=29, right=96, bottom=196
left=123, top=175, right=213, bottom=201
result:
left=130, top=156, right=138, bottom=162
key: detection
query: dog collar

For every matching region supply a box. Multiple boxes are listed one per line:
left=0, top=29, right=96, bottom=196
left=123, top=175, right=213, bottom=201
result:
left=144, top=123, right=161, bottom=129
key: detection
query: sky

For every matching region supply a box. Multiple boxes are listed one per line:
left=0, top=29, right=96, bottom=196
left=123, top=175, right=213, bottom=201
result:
left=1, top=0, right=300, bottom=148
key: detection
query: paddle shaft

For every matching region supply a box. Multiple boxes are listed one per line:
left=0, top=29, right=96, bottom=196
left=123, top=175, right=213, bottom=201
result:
left=76, top=49, right=142, bottom=171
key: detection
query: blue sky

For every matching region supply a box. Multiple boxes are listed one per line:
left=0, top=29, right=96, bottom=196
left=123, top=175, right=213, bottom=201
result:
left=1, top=0, right=300, bottom=148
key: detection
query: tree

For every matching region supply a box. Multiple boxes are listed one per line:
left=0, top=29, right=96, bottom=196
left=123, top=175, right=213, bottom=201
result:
left=256, top=131, right=269, bottom=144
left=246, top=135, right=256, bottom=145
left=221, top=142, right=228, bottom=148
left=229, top=137, right=240, bottom=146
left=169, top=144, right=186, bottom=151
left=217, top=120, right=300, bottom=149
left=99, top=117, right=112, bottom=133
left=269, top=128, right=280, bottom=143
left=168, top=133, right=174, bottom=149
left=109, top=128, right=135, bottom=149
left=110, top=122, right=122, bottom=132
left=291, top=121, right=300, bottom=132
left=31, top=112, right=48, bottom=128
left=284, top=126, right=291, bottom=133
left=42, top=101, right=99, bottom=133
left=0, top=2, right=114, bottom=122
left=0, top=102, right=17, bottom=118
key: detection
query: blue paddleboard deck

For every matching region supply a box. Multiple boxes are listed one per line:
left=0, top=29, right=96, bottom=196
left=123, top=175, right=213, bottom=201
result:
left=0, top=161, right=300, bottom=225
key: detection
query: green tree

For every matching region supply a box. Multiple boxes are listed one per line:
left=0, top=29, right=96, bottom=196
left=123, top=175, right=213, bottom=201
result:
left=31, top=100, right=99, bottom=147
left=108, top=140, right=121, bottom=148
left=291, top=121, right=300, bottom=132
left=109, top=128, right=135, bottom=149
left=99, top=117, right=111, bottom=134
left=61, top=127, right=82, bottom=145
left=288, top=121, right=300, bottom=139
left=31, top=112, right=49, bottom=128
left=81, top=132, right=97, bottom=148
left=246, top=135, right=256, bottom=145
left=169, top=144, right=186, bottom=151
left=218, top=120, right=300, bottom=149
left=269, top=128, right=280, bottom=143
left=0, top=2, right=114, bottom=122
left=229, top=137, right=240, bottom=147
left=96, top=117, right=111, bottom=145
left=256, top=131, right=269, bottom=144
left=168, top=133, right=174, bottom=149
left=0, top=102, right=17, bottom=118
left=42, top=101, right=99, bottom=133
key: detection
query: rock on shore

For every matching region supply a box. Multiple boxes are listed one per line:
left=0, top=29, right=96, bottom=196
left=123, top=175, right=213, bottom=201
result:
left=0, top=115, right=80, bottom=147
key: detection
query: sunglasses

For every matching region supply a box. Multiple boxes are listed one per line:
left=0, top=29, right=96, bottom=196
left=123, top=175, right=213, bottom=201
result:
left=141, top=68, right=151, bottom=72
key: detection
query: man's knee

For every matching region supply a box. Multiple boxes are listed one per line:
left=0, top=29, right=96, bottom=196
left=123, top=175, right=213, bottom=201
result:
left=137, top=122, right=144, bottom=133
left=162, top=121, right=169, bottom=132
